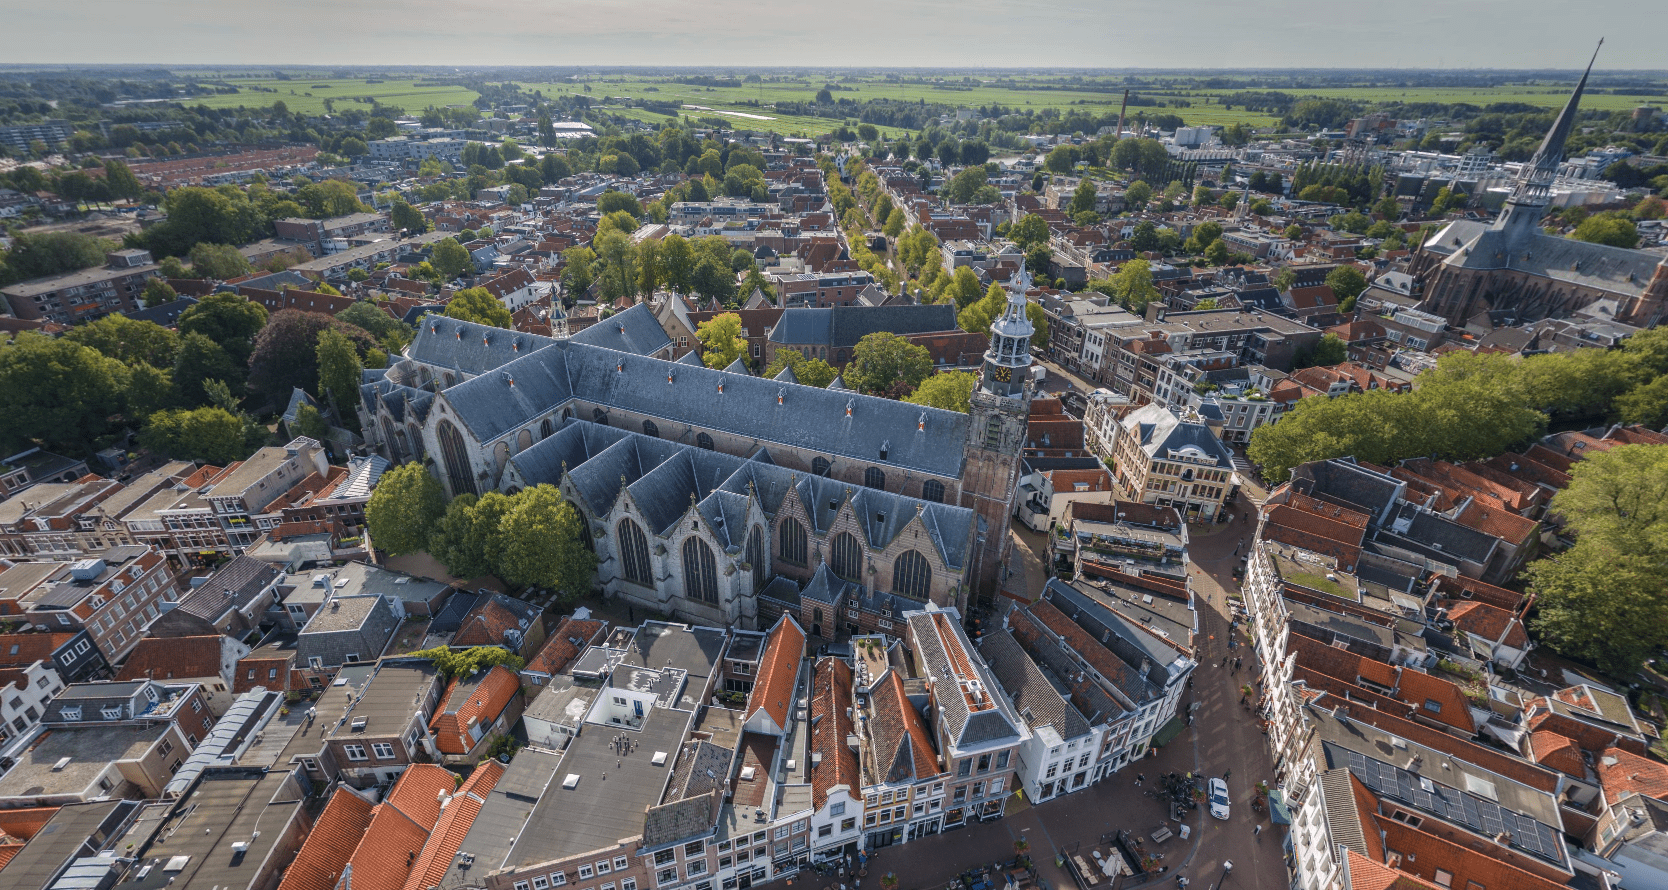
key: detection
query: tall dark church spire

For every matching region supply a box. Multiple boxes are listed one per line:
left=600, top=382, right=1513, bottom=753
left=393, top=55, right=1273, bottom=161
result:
left=1498, top=40, right=1603, bottom=231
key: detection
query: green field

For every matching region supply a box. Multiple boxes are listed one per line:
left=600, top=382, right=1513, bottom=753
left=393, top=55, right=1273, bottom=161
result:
left=180, top=76, right=481, bottom=116
left=171, top=71, right=1668, bottom=137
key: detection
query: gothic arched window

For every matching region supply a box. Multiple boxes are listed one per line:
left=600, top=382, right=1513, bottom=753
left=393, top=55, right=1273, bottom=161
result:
left=865, top=467, right=886, bottom=490
left=540, top=418, right=554, bottom=439
left=592, top=407, right=607, bottom=425
left=682, top=536, right=719, bottom=604
left=779, top=516, right=807, bottom=566
left=830, top=532, right=862, bottom=582
left=643, top=420, right=660, bottom=438
left=812, top=457, right=831, bottom=477
left=922, top=479, right=946, bottom=503
left=696, top=432, right=714, bottom=450
left=747, top=525, right=766, bottom=591
left=436, top=419, right=476, bottom=497
left=618, top=518, right=652, bottom=587
left=893, top=550, right=932, bottom=601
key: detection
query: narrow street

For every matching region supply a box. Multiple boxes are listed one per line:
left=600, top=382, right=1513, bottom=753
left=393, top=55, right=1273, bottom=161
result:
left=799, top=502, right=1284, bottom=890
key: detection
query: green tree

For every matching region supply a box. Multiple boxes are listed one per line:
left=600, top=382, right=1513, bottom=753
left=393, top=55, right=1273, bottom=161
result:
left=1617, top=376, right=1668, bottom=429
left=659, top=234, right=694, bottom=294
left=696, top=312, right=748, bottom=369
left=882, top=209, right=906, bottom=240
left=597, top=190, right=643, bottom=219
left=293, top=403, right=330, bottom=442
left=179, top=292, right=268, bottom=365
left=1325, top=265, right=1369, bottom=312
left=904, top=372, right=977, bottom=413
left=429, top=237, right=474, bottom=280
left=248, top=310, right=377, bottom=406
left=65, top=314, right=179, bottom=368
left=496, top=486, right=597, bottom=601
left=172, top=333, right=242, bottom=406
left=1294, top=333, right=1348, bottom=369
left=846, top=332, right=933, bottom=397
left=1527, top=445, right=1668, bottom=673
left=337, top=301, right=413, bottom=350
left=0, top=333, right=129, bottom=454
left=186, top=242, right=252, bottom=280
left=1572, top=213, right=1640, bottom=249
left=407, top=645, right=525, bottom=679
left=390, top=201, right=429, bottom=234
left=316, top=327, right=364, bottom=420
left=429, top=491, right=515, bottom=579
left=103, top=159, right=142, bottom=200
left=444, top=287, right=513, bottom=328
left=141, top=278, right=177, bottom=308
left=0, top=231, right=112, bottom=286
left=691, top=255, right=736, bottom=303
left=762, top=350, right=838, bottom=388
left=946, top=266, right=984, bottom=310
left=1009, top=214, right=1050, bottom=250
left=125, top=362, right=176, bottom=423
left=1284, top=224, right=1303, bottom=242
left=561, top=246, right=596, bottom=303
left=1124, top=180, right=1152, bottom=210
left=365, top=463, right=447, bottom=556
left=139, top=407, right=247, bottom=464
left=1108, top=258, right=1160, bottom=314
left=594, top=229, right=640, bottom=303
left=1204, top=239, right=1230, bottom=266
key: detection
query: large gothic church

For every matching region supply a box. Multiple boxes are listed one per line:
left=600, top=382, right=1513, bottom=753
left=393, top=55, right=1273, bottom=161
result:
left=1411, top=47, right=1668, bottom=327
left=359, top=287, right=1040, bottom=630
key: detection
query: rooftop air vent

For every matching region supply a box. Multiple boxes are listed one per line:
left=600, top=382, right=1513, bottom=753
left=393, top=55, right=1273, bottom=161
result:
left=563, top=773, right=581, bottom=789
left=740, top=765, right=756, bottom=781
left=651, top=751, right=667, bottom=766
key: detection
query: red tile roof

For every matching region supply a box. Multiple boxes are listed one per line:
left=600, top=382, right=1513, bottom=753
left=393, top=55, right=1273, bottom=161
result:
left=521, top=616, right=605, bottom=678
left=451, top=594, right=541, bottom=650
left=429, top=665, right=521, bottom=755
left=809, top=657, right=860, bottom=810
left=401, top=761, right=505, bottom=890
left=0, top=843, right=22, bottom=870
left=0, top=634, right=79, bottom=668
left=1446, top=600, right=1530, bottom=650
left=1371, top=814, right=1569, bottom=890
left=1288, top=635, right=1475, bottom=734
left=114, top=636, right=225, bottom=682
left=276, top=786, right=376, bottom=890
left=0, top=807, right=58, bottom=842
left=747, top=616, right=805, bottom=733
left=1528, top=730, right=1586, bottom=777
left=1598, top=745, right=1668, bottom=803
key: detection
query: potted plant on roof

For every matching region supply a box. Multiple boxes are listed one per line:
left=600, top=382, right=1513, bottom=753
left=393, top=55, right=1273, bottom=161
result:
left=880, top=874, right=899, bottom=890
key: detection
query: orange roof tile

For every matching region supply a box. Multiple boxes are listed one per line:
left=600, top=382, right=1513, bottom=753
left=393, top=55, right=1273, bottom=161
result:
left=1327, top=697, right=1559, bottom=792
left=747, top=616, right=805, bottom=733
left=429, top=666, right=521, bottom=755
left=0, top=843, right=23, bottom=870
left=809, top=658, right=860, bottom=810
left=0, top=807, right=57, bottom=842
left=1446, top=600, right=1530, bottom=650
left=402, top=761, right=505, bottom=890
left=114, top=636, right=226, bottom=682
left=277, top=787, right=376, bottom=890
left=1598, top=745, right=1668, bottom=803
left=521, top=617, right=605, bottom=678
left=1343, top=850, right=1444, bottom=890
left=1528, top=730, right=1586, bottom=777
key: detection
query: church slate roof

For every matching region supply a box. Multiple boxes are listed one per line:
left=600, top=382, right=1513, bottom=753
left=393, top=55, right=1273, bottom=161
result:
left=772, top=363, right=798, bottom=384
left=766, top=308, right=832, bottom=345
left=437, top=313, right=969, bottom=480
left=409, top=315, right=555, bottom=375
left=505, top=420, right=631, bottom=494
left=562, top=434, right=687, bottom=517
left=829, top=304, right=958, bottom=346
left=675, top=350, right=704, bottom=366
left=568, top=303, right=673, bottom=355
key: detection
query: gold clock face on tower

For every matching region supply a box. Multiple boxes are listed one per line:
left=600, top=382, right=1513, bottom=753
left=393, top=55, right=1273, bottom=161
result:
left=992, top=366, right=1012, bottom=383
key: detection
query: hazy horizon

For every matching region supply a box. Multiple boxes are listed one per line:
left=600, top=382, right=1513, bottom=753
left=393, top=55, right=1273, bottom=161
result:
left=0, top=0, right=1661, bottom=71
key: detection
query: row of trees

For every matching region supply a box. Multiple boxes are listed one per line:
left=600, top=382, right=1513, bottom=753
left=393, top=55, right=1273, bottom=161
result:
left=1247, top=331, right=1668, bottom=483
left=365, top=467, right=596, bottom=604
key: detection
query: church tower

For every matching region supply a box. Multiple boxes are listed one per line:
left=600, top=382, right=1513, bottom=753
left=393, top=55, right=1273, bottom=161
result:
left=959, top=269, right=1036, bottom=606
left=1495, top=41, right=1602, bottom=239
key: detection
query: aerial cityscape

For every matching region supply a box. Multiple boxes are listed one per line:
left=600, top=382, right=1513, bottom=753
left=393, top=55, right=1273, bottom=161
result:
left=0, top=6, right=1667, bottom=890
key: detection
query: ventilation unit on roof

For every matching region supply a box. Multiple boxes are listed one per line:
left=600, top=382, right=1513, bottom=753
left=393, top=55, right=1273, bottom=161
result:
left=651, top=751, right=668, bottom=766
left=563, top=773, right=581, bottom=789
left=739, top=765, right=756, bottom=781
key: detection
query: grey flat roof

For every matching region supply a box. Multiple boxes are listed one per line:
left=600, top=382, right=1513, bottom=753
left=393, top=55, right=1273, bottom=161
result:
left=207, top=447, right=295, bottom=500
left=0, top=801, right=138, bottom=890
left=506, top=704, right=691, bottom=868
left=323, top=660, right=438, bottom=740
left=299, top=594, right=382, bottom=634
left=0, top=724, right=167, bottom=800
left=0, top=262, right=158, bottom=298
left=117, top=770, right=301, bottom=890
left=437, top=749, right=565, bottom=890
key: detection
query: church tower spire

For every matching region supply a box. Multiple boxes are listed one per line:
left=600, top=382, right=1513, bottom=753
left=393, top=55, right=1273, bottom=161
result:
left=1498, top=40, right=1603, bottom=233
left=979, top=275, right=1035, bottom=399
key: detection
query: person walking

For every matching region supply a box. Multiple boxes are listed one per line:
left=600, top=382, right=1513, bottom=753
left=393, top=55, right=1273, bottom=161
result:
left=1254, top=825, right=1262, bottom=838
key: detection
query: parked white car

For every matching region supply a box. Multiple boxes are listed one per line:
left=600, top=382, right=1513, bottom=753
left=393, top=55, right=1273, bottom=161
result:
left=1209, top=778, right=1231, bottom=820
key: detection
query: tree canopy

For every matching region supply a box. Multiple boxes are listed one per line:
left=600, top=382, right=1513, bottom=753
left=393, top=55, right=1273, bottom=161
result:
left=696, top=312, right=748, bottom=370
left=905, top=371, right=977, bottom=414
left=366, top=463, right=447, bottom=556
left=846, top=332, right=933, bottom=397
left=1527, top=445, right=1668, bottom=674
left=407, top=645, right=525, bottom=679
left=138, top=406, right=249, bottom=465
left=762, top=350, right=837, bottom=388
left=0, top=333, right=130, bottom=455
left=444, top=287, right=513, bottom=328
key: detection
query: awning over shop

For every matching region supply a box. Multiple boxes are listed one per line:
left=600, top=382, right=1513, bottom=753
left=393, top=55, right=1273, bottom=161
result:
left=1269, top=789, right=1292, bottom=825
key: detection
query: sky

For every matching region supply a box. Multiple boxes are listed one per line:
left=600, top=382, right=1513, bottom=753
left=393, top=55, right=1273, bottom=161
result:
left=0, top=0, right=1662, bottom=70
